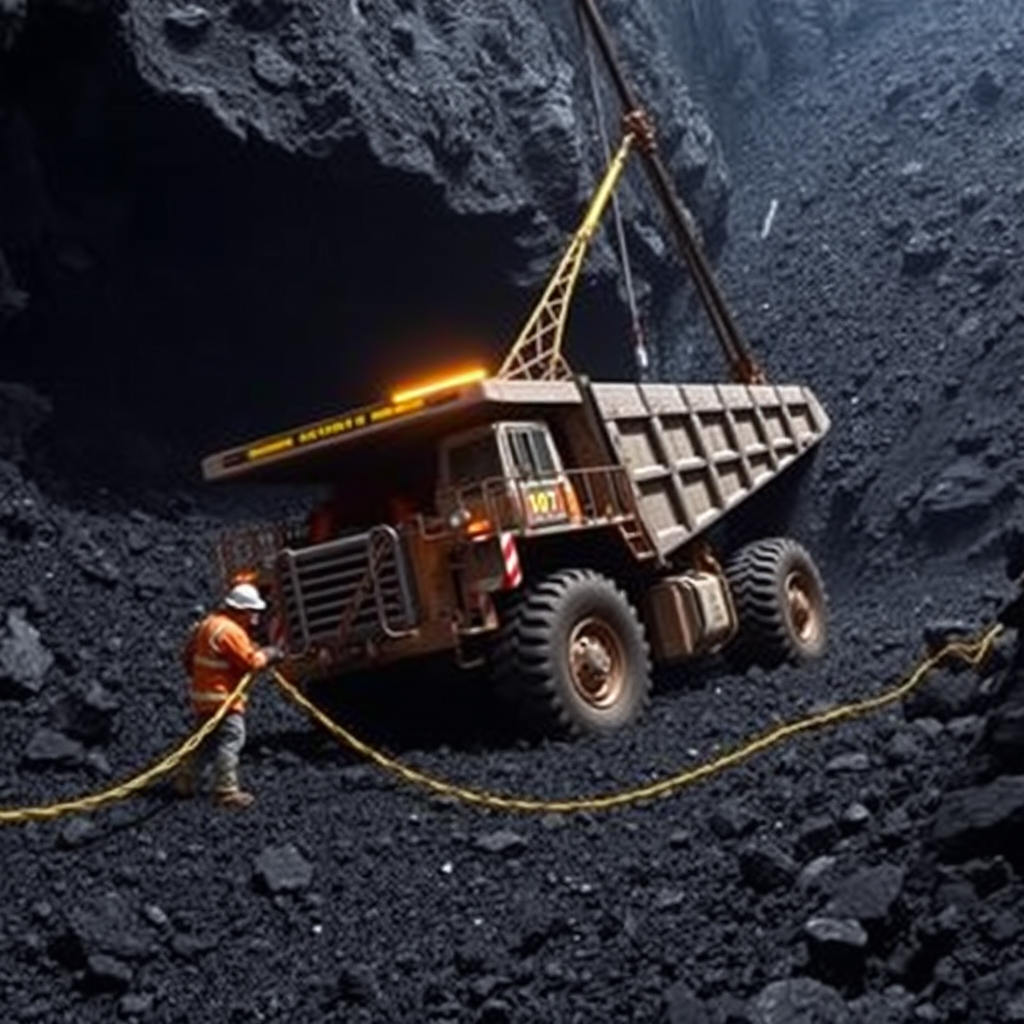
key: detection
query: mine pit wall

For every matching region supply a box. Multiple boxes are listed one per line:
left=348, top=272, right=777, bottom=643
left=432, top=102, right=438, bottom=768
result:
left=1, top=0, right=916, bottom=566
left=4, top=1, right=710, bottom=483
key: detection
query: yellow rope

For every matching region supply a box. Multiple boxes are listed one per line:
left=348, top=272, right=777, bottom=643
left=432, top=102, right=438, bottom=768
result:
left=0, top=623, right=1004, bottom=824
left=0, top=673, right=257, bottom=824
left=271, top=623, right=1004, bottom=814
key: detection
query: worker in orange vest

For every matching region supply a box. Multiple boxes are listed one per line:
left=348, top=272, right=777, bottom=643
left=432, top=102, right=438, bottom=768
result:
left=172, top=582, right=283, bottom=808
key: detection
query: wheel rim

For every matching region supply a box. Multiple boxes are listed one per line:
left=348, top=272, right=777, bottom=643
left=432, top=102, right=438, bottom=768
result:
left=568, top=616, right=625, bottom=709
left=784, top=570, right=822, bottom=648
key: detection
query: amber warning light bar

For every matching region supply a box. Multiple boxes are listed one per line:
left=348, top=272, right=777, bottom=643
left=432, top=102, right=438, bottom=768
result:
left=391, top=366, right=487, bottom=404
left=226, top=366, right=489, bottom=468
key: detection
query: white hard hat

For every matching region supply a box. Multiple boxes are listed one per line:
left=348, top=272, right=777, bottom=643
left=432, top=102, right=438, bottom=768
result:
left=223, top=582, right=267, bottom=612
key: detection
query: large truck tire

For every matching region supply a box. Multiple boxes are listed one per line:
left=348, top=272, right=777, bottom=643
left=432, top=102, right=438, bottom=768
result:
left=724, top=537, right=828, bottom=670
left=492, top=569, right=652, bottom=738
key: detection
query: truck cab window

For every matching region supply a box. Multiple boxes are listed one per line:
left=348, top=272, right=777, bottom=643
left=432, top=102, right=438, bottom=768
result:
left=506, top=426, right=558, bottom=480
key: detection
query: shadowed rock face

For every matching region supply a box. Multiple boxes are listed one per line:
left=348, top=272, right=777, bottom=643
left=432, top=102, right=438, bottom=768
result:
left=121, top=0, right=737, bottom=251
left=129, top=0, right=589, bottom=217
left=0, top=0, right=26, bottom=51
left=663, top=0, right=918, bottom=111
left=0, top=0, right=732, bottom=479
left=0, top=0, right=907, bottom=482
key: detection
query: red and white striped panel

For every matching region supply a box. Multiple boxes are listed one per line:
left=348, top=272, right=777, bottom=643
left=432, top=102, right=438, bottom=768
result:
left=500, top=531, right=523, bottom=590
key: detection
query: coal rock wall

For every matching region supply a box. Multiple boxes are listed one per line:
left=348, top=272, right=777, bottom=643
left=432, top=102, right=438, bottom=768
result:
left=0, top=0, right=729, bottom=481
left=663, top=0, right=919, bottom=112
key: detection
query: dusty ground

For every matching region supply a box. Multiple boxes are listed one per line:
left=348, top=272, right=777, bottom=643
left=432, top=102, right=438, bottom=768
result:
left=2, top=0, right=1024, bottom=1022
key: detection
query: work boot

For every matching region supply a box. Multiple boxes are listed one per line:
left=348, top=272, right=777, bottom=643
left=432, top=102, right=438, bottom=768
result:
left=214, top=789, right=255, bottom=809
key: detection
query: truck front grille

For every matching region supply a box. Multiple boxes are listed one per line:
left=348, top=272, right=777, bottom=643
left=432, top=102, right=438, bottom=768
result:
left=274, top=526, right=418, bottom=655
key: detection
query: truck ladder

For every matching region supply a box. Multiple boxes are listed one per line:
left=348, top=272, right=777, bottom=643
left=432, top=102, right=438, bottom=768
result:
left=618, top=516, right=656, bottom=560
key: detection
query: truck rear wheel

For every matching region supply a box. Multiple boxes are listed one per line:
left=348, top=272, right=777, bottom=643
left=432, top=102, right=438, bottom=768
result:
left=725, top=537, right=827, bottom=669
left=492, top=569, right=652, bottom=738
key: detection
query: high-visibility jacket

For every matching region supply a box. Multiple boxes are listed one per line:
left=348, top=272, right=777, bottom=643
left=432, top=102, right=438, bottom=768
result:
left=184, top=613, right=268, bottom=717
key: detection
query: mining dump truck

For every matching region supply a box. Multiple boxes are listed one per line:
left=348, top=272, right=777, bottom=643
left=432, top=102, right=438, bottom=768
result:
left=200, top=0, right=832, bottom=737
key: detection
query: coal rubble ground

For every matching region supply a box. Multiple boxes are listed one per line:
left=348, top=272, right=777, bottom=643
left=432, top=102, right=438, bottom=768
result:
left=6, top=4, right=1024, bottom=1024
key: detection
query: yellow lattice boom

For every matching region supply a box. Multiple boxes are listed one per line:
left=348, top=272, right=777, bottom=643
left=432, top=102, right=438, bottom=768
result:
left=497, top=132, right=635, bottom=381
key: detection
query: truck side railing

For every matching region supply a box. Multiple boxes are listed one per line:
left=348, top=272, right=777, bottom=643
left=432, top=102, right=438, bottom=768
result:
left=430, top=464, right=650, bottom=545
left=212, top=464, right=654, bottom=598
left=213, top=516, right=309, bottom=590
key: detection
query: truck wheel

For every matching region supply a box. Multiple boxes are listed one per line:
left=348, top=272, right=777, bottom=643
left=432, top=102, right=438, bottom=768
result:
left=492, top=569, right=652, bottom=738
left=725, top=537, right=827, bottom=669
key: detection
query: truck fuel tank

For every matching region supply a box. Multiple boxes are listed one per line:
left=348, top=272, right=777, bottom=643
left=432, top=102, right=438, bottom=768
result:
left=645, top=573, right=736, bottom=663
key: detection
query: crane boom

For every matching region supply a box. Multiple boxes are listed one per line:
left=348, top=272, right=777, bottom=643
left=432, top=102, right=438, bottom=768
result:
left=572, top=0, right=766, bottom=385
left=497, top=132, right=636, bottom=381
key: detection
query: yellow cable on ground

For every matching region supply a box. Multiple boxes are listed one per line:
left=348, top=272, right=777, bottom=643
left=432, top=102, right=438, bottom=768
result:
left=0, top=623, right=1005, bottom=825
left=272, top=624, right=1004, bottom=815
left=0, top=672, right=257, bottom=824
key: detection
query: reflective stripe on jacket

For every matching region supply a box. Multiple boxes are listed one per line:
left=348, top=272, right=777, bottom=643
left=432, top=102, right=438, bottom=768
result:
left=188, top=613, right=268, bottom=717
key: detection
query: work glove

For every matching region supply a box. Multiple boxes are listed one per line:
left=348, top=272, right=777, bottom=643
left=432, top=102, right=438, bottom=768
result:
left=260, top=645, right=286, bottom=667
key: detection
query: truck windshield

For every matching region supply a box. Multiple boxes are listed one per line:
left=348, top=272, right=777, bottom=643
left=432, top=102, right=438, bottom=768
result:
left=448, top=434, right=502, bottom=485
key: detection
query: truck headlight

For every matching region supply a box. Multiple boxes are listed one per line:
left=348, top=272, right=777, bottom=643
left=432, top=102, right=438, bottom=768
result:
left=448, top=508, right=471, bottom=531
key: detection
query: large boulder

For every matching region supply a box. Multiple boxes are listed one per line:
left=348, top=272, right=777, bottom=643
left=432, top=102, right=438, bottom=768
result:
left=655, top=0, right=920, bottom=104
left=123, top=0, right=730, bottom=261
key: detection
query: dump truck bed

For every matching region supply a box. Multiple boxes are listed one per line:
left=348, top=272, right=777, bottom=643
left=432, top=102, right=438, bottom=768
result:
left=589, top=381, right=830, bottom=557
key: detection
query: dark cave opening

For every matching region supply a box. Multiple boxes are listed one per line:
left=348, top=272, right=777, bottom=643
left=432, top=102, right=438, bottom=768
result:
left=2, top=5, right=635, bottom=490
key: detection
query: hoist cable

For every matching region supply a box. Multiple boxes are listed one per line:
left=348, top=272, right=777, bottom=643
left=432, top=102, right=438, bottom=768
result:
left=575, top=3, right=649, bottom=379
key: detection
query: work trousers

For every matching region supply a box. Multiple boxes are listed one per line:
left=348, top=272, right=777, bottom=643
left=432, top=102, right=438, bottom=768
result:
left=176, top=711, right=247, bottom=795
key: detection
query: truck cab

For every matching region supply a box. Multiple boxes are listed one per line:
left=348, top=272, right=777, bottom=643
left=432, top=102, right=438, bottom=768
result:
left=436, top=421, right=582, bottom=537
